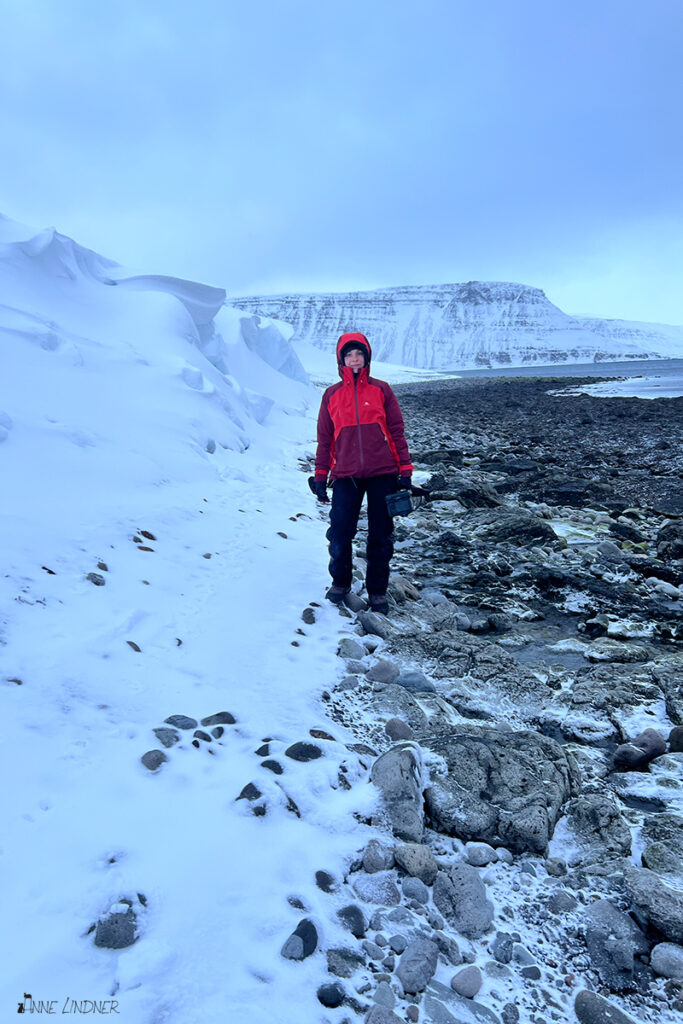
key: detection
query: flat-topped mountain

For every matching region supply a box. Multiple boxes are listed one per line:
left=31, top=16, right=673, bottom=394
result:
left=228, top=281, right=683, bottom=369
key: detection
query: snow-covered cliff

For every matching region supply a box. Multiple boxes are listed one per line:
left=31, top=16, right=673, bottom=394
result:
left=228, top=281, right=683, bottom=369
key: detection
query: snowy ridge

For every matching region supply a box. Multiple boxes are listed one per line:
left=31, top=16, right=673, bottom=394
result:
left=228, top=281, right=683, bottom=369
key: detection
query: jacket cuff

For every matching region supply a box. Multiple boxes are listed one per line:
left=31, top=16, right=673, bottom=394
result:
left=315, top=470, right=328, bottom=479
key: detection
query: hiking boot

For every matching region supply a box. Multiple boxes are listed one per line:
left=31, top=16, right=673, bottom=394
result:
left=368, top=593, right=389, bottom=615
left=326, top=584, right=350, bottom=605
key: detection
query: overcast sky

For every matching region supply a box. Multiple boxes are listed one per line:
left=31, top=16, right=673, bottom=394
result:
left=2, top=0, right=683, bottom=324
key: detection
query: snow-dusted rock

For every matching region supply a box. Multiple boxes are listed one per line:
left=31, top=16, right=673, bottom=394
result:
left=423, top=728, right=579, bottom=854
left=371, top=742, right=424, bottom=843
left=393, top=842, right=438, bottom=885
left=650, top=942, right=683, bottom=980
left=450, top=965, right=482, bottom=998
left=396, top=937, right=439, bottom=994
left=625, top=866, right=683, bottom=943
left=584, top=899, right=649, bottom=991
left=574, top=989, right=638, bottom=1024
left=433, top=864, right=494, bottom=939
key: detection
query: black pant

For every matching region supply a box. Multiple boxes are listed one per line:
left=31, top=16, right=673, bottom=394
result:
left=327, top=475, right=398, bottom=595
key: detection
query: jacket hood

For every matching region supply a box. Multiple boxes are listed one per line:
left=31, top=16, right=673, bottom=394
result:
left=336, top=332, right=372, bottom=377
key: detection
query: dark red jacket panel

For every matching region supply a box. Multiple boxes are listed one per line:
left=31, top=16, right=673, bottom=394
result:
left=315, top=367, right=413, bottom=480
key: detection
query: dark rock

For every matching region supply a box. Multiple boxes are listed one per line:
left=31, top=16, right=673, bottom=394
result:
left=338, top=904, right=366, bottom=938
left=152, top=728, right=180, bottom=748
left=614, top=728, right=667, bottom=769
left=402, top=876, right=429, bottom=903
left=584, top=899, right=649, bottom=991
left=574, top=989, right=638, bottom=1024
left=389, top=934, right=408, bottom=954
left=423, top=728, right=578, bottom=854
left=86, top=572, right=106, bottom=586
left=465, top=507, right=557, bottom=546
left=545, top=890, right=578, bottom=915
left=93, top=899, right=139, bottom=949
left=200, top=712, right=236, bottom=726
left=281, top=918, right=318, bottom=960
left=193, top=729, right=211, bottom=742
left=141, top=750, right=167, bottom=771
left=316, top=870, right=336, bottom=892
left=285, top=741, right=322, bottom=762
left=302, top=607, right=316, bottom=625
left=365, top=1006, right=404, bottom=1024
left=641, top=813, right=683, bottom=877
left=501, top=1004, right=520, bottom=1024
left=211, top=727, right=224, bottom=738
left=164, top=715, right=197, bottom=729
left=261, top=759, right=283, bottom=774
left=317, top=982, right=345, bottom=1007
left=357, top=610, right=392, bottom=639
left=657, top=521, right=683, bottom=561
left=367, top=659, right=401, bottom=684
left=327, top=947, right=365, bottom=978
left=520, top=965, right=541, bottom=980
left=236, top=782, right=262, bottom=802
left=670, top=726, right=683, bottom=752
left=338, top=637, right=367, bottom=659
left=491, top=932, right=514, bottom=964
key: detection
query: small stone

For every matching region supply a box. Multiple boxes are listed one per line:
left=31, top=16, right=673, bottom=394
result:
left=141, top=750, right=167, bottom=771
left=491, top=932, right=514, bottom=964
left=521, top=965, right=541, bottom=980
left=353, top=871, right=401, bottom=906
left=302, top=607, right=316, bottom=625
left=496, top=847, right=514, bottom=865
left=126, top=641, right=141, bottom=652
left=396, top=937, right=439, bottom=994
left=193, top=730, right=211, bottom=742
left=465, top=842, right=498, bottom=867
left=200, top=712, right=236, bottom=726
left=394, top=670, right=436, bottom=694
left=261, top=759, right=283, bottom=774
left=310, top=728, right=335, bottom=741
left=153, top=728, right=180, bottom=748
left=363, top=839, right=395, bottom=874
left=385, top=718, right=413, bottom=741
left=86, top=572, right=106, bottom=586
left=338, top=904, right=366, bottom=938
left=366, top=659, right=401, bottom=684
left=255, top=743, right=270, bottom=756
left=450, top=965, right=482, bottom=998
left=501, top=1004, right=520, bottom=1024
left=97, top=562, right=108, bottom=571
left=285, top=741, right=323, bottom=762
left=366, top=1006, right=404, bottom=1024
left=211, top=726, right=224, bottom=739
left=364, top=940, right=385, bottom=960
left=389, top=934, right=408, bottom=954
left=407, top=1007, right=419, bottom=1023
left=317, top=982, right=345, bottom=1008
left=338, top=637, right=366, bottom=659
left=402, top=876, right=429, bottom=903
left=281, top=918, right=318, bottom=960
left=393, top=843, right=438, bottom=885
left=651, top=942, right=683, bottom=980
left=164, top=715, right=197, bottom=730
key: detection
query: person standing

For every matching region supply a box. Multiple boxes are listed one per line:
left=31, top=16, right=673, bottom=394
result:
left=313, top=332, right=414, bottom=615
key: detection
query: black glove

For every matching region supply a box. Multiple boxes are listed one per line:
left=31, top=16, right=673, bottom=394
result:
left=398, top=476, right=412, bottom=490
left=313, top=479, right=330, bottom=503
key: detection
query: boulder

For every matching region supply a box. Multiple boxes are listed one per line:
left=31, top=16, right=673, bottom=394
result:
left=574, top=989, right=638, bottom=1024
left=450, top=965, right=482, bottom=998
left=352, top=871, right=401, bottom=907
left=657, top=520, right=683, bottom=561
left=625, top=866, right=683, bottom=943
left=433, top=863, right=494, bottom=939
left=396, top=937, right=439, bottom=994
left=584, top=899, right=649, bottom=991
left=393, top=843, right=438, bottom=885
left=613, top=728, right=667, bottom=769
left=363, top=839, right=395, bottom=874
left=641, top=813, right=683, bottom=877
left=650, top=942, right=683, bottom=980
left=464, top=507, right=557, bottom=547
left=371, top=742, right=424, bottom=843
left=423, top=728, right=578, bottom=854
left=565, top=794, right=632, bottom=860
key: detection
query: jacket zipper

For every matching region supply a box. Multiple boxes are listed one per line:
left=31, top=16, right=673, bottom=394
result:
left=353, top=373, right=365, bottom=476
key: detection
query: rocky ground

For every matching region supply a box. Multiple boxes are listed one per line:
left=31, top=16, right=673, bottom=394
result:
left=292, top=377, right=683, bottom=1024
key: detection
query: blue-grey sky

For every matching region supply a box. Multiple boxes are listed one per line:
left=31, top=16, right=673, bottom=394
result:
left=2, top=0, right=683, bottom=323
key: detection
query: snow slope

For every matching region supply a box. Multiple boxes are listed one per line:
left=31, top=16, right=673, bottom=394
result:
left=0, top=217, right=372, bottom=1023
left=228, top=281, right=683, bottom=370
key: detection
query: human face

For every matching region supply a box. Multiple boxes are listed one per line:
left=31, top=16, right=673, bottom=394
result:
left=343, top=348, right=365, bottom=372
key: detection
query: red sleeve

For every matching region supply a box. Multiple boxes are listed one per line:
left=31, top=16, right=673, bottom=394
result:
left=382, top=384, right=414, bottom=475
left=315, top=390, right=334, bottom=478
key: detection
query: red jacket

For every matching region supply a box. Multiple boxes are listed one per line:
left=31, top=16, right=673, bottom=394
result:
left=315, top=333, right=414, bottom=481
